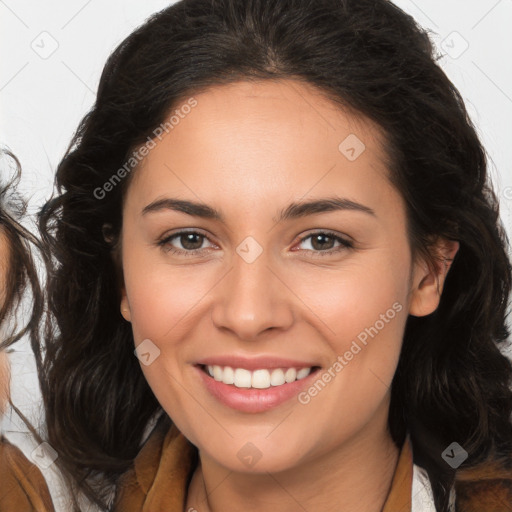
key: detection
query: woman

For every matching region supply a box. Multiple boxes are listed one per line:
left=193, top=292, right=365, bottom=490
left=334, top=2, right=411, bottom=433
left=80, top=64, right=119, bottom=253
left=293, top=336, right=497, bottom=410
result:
left=38, top=0, right=512, bottom=511
left=0, top=149, right=53, bottom=511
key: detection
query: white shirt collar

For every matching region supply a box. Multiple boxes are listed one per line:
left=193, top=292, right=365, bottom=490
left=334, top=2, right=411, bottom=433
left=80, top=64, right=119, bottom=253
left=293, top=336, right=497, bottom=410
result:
left=412, top=462, right=456, bottom=511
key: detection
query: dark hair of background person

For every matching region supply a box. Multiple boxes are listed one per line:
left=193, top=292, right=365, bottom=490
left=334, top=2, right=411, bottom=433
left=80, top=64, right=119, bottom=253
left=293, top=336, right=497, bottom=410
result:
left=0, top=149, right=44, bottom=363
left=0, top=149, right=47, bottom=435
left=37, top=0, right=512, bottom=510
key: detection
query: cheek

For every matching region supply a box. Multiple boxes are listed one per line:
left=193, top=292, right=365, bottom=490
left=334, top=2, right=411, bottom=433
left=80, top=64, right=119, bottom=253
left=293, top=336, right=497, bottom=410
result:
left=291, top=255, right=409, bottom=354
left=122, top=244, right=216, bottom=343
left=121, top=246, right=211, bottom=413
left=291, top=277, right=407, bottom=444
left=289, top=253, right=409, bottom=420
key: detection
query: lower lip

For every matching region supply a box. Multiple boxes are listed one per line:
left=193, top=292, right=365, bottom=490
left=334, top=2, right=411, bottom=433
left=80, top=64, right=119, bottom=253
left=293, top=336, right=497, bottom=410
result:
left=195, top=365, right=321, bottom=413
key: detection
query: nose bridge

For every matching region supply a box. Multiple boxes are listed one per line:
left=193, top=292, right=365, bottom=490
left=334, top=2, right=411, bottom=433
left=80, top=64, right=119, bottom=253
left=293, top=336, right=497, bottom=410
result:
left=210, top=242, right=293, bottom=340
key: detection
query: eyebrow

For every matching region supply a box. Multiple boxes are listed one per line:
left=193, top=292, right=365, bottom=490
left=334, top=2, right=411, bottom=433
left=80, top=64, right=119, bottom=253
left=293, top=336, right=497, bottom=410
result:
left=142, top=196, right=376, bottom=223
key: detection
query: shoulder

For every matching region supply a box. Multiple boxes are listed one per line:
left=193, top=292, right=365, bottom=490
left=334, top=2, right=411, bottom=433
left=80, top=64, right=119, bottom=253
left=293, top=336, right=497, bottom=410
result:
left=455, top=456, right=512, bottom=512
left=0, top=351, right=55, bottom=510
left=0, top=434, right=55, bottom=511
left=114, top=417, right=198, bottom=512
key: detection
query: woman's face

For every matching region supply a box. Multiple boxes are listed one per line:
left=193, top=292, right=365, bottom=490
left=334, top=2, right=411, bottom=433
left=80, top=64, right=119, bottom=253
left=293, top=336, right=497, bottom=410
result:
left=119, top=79, right=457, bottom=472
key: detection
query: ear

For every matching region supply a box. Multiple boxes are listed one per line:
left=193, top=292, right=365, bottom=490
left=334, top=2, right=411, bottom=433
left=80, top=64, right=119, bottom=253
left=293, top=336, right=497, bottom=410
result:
left=120, top=289, right=132, bottom=322
left=105, top=223, right=131, bottom=322
left=409, top=238, right=459, bottom=317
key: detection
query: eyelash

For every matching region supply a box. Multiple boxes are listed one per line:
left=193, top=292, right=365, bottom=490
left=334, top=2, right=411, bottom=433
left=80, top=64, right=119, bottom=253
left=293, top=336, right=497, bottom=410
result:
left=157, top=229, right=354, bottom=258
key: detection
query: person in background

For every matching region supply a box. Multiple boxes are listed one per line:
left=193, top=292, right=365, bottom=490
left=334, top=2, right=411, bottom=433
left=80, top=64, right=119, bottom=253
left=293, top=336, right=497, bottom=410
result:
left=0, top=149, right=54, bottom=511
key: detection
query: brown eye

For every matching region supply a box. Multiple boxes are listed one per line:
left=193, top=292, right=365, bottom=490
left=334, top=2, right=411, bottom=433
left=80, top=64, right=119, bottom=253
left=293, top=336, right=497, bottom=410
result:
left=158, top=230, right=215, bottom=256
left=177, top=232, right=205, bottom=251
left=295, top=231, right=353, bottom=257
left=309, top=233, right=336, bottom=250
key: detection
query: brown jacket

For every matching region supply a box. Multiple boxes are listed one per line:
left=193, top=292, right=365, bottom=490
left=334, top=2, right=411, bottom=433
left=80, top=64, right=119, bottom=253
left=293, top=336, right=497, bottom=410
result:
left=0, top=435, right=55, bottom=511
left=1, top=421, right=511, bottom=511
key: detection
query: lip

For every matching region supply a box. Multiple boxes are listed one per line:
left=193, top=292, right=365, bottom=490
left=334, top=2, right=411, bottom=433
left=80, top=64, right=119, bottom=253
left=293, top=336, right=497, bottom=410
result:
left=195, top=354, right=318, bottom=371
left=194, top=364, right=321, bottom=413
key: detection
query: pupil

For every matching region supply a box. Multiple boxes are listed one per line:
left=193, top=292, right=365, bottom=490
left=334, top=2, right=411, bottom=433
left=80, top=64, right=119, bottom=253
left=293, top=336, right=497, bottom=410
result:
left=182, top=233, right=202, bottom=250
left=312, top=234, right=332, bottom=250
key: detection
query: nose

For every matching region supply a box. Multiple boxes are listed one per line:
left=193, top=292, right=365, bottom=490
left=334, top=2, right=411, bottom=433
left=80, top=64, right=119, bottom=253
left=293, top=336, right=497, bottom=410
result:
left=210, top=248, right=295, bottom=342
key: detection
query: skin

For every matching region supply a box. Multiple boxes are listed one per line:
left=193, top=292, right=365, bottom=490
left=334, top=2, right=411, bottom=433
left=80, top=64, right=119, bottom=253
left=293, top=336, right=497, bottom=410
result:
left=119, top=79, right=459, bottom=512
left=0, top=228, right=11, bottom=415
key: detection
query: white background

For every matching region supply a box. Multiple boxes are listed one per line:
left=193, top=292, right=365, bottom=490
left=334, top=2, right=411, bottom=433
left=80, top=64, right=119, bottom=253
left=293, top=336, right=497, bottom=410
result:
left=1, top=1, right=512, bottom=510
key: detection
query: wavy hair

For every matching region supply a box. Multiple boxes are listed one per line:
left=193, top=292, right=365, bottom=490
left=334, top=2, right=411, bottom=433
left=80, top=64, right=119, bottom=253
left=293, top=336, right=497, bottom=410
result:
left=0, top=150, right=44, bottom=357
left=0, top=149, right=45, bottom=419
left=38, top=0, right=512, bottom=510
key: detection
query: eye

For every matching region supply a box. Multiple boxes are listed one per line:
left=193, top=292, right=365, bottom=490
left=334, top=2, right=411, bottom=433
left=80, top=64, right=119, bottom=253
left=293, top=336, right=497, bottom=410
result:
left=157, top=229, right=354, bottom=258
left=294, top=231, right=354, bottom=257
left=157, top=230, right=216, bottom=256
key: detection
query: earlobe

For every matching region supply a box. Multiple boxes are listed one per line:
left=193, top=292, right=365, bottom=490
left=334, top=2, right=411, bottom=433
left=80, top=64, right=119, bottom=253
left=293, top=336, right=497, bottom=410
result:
left=408, top=238, right=460, bottom=317
left=120, top=292, right=132, bottom=322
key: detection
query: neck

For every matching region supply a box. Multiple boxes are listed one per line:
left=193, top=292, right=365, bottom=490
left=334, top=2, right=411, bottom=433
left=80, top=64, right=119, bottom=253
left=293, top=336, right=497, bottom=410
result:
left=186, top=406, right=400, bottom=512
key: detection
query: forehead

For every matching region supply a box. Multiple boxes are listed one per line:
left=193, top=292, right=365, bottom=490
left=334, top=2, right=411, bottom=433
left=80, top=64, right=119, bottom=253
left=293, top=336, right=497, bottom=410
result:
left=125, top=79, right=398, bottom=218
left=155, top=78, right=386, bottom=163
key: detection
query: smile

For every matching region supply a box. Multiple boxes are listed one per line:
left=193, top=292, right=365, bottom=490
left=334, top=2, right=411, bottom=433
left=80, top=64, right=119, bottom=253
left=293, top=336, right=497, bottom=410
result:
left=204, top=365, right=315, bottom=389
left=195, top=363, right=322, bottom=413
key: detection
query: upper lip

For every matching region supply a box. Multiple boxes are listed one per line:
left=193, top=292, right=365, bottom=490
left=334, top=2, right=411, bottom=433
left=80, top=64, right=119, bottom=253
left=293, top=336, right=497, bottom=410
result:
left=195, top=355, right=320, bottom=371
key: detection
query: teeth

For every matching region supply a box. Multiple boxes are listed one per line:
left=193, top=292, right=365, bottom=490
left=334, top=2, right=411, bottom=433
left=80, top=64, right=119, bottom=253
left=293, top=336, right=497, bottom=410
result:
left=213, top=365, right=223, bottom=381
left=284, top=368, right=297, bottom=383
left=270, top=369, right=285, bottom=386
left=296, top=367, right=311, bottom=380
left=223, top=366, right=234, bottom=384
left=234, top=368, right=252, bottom=388
left=206, top=365, right=313, bottom=389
